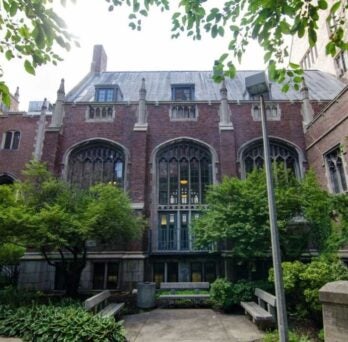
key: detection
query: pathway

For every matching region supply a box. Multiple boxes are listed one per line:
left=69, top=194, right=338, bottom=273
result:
left=124, top=308, right=264, bottom=342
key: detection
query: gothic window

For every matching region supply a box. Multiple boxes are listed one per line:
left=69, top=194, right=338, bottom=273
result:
left=67, top=141, right=125, bottom=189
left=2, top=131, right=20, bottom=150
left=334, top=51, right=348, bottom=77
left=242, top=140, right=300, bottom=178
left=325, top=146, right=347, bottom=194
left=0, top=174, right=15, bottom=185
left=251, top=103, right=280, bottom=120
left=157, top=141, right=213, bottom=251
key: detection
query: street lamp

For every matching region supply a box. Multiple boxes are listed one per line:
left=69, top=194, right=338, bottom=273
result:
left=245, top=72, right=289, bottom=342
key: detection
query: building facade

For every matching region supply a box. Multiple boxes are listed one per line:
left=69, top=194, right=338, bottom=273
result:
left=290, top=0, right=348, bottom=81
left=0, top=45, right=346, bottom=291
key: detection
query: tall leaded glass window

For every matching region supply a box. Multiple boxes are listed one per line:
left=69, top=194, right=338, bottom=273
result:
left=157, top=141, right=213, bottom=251
left=325, top=146, right=347, bottom=193
left=242, top=140, right=300, bottom=178
left=67, top=141, right=125, bottom=188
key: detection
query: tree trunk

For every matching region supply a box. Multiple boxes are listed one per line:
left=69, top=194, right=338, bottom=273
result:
left=41, top=246, right=87, bottom=298
left=65, top=266, right=84, bottom=298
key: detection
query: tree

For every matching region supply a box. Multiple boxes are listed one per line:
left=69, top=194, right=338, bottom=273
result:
left=15, top=161, right=143, bottom=297
left=107, top=0, right=348, bottom=91
left=193, top=169, right=333, bottom=267
left=0, top=0, right=76, bottom=106
left=1, top=1, right=347, bottom=105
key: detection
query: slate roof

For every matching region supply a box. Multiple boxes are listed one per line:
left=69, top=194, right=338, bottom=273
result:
left=66, top=70, right=346, bottom=103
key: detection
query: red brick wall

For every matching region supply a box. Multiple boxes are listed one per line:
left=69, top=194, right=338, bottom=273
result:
left=305, top=88, right=348, bottom=191
left=0, top=114, right=39, bottom=180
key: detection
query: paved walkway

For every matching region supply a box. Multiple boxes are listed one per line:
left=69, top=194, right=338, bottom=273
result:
left=124, top=308, right=264, bottom=342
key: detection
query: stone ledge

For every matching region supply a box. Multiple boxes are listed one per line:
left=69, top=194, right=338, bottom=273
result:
left=319, top=281, right=348, bottom=305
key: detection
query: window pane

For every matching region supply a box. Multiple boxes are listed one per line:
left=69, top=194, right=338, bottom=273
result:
left=159, top=160, right=168, bottom=204
left=191, top=262, right=202, bottom=282
left=153, top=262, right=165, bottom=286
left=190, top=159, right=199, bottom=204
left=4, top=132, right=12, bottom=149
left=93, top=263, right=105, bottom=289
left=326, top=148, right=347, bottom=193
left=106, top=263, right=119, bottom=289
left=96, top=88, right=114, bottom=102
left=180, top=212, right=189, bottom=250
left=12, top=131, right=20, bottom=149
left=180, top=159, right=189, bottom=204
left=204, top=262, right=216, bottom=283
left=169, top=159, right=178, bottom=204
left=167, top=262, right=178, bottom=282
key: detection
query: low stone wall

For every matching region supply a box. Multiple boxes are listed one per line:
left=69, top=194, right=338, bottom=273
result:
left=319, top=281, right=348, bottom=342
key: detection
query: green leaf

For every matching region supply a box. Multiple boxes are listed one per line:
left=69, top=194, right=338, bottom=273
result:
left=318, top=0, right=328, bottom=10
left=5, top=50, right=14, bottom=60
left=24, top=60, right=35, bottom=75
left=308, top=27, right=317, bottom=47
left=330, top=1, right=341, bottom=14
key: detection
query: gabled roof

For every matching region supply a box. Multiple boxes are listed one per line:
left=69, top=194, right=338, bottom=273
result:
left=66, top=70, right=346, bottom=103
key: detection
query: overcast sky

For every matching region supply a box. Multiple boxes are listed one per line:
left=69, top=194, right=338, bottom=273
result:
left=2, top=1, right=266, bottom=111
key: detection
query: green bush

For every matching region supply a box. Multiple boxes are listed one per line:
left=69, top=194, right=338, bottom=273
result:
left=0, top=303, right=126, bottom=342
left=0, top=286, right=45, bottom=307
left=210, top=278, right=271, bottom=312
left=269, top=255, right=348, bottom=321
left=263, top=330, right=310, bottom=342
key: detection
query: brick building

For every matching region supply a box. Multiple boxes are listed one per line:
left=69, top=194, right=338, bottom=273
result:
left=0, top=45, right=346, bottom=291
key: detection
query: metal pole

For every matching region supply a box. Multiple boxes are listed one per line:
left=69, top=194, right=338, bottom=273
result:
left=260, top=95, right=288, bottom=342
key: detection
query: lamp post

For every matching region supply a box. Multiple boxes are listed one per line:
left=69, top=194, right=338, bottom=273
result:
left=245, top=72, right=289, bottom=342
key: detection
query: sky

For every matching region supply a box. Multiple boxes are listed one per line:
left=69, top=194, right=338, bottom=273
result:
left=2, top=1, right=266, bottom=111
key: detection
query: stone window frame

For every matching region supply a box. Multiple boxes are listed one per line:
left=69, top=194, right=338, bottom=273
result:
left=151, top=137, right=219, bottom=253
left=238, top=137, right=304, bottom=179
left=92, top=261, right=120, bottom=290
left=251, top=103, right=281, bottom=121
left=62, top=138, right=130, bottom=191
left=324, top=144, right=348, bottom=194
left=85, top=104, right=115, bottom=122
left=1, top=130, right=20, bottom=150
left=94, top=84, right=123, bottom=103
left=171, top=84, right=195, bottom=101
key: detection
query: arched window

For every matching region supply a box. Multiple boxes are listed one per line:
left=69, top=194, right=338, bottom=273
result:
left=67, top=141, right=125, bottom=189
left=242, top=140, right=300, bottom=178
left=0, top=174, right=15, bottom=185
left=156, top=141, right=213, bottom=251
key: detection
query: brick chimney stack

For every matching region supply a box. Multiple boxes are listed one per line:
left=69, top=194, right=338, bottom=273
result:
left=90, top=45, right=107, bottom=73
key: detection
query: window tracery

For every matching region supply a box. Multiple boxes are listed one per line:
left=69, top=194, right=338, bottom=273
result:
left=67, top=141, right=125, bottom=189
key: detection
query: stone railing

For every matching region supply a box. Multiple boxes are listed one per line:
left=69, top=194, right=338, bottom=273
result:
left=171, top=103, right=197, bottom=120
left=86, top=104, right=114, bottom=121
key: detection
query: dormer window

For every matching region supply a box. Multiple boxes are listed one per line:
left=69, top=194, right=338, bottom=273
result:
left=94, top=85, right=123, bottom=102
left=171, top=84, right=195, bottom=101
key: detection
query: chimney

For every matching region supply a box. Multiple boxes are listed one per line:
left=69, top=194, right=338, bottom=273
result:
left=90, top=45, right=107, bottom=73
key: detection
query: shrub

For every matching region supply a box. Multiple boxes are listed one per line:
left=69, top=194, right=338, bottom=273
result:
left=210, top=278, right=271, bottom=312
left=0, top=303, right=126, bottom=342
left=269, top=255, right=348, bottom=321
left=0, top=286, right=45, bottom=307
left=263, top=330, right=310, bottom=342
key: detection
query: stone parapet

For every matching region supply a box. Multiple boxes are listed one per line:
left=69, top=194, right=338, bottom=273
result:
left=319, top=281, right=348, bottom=342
